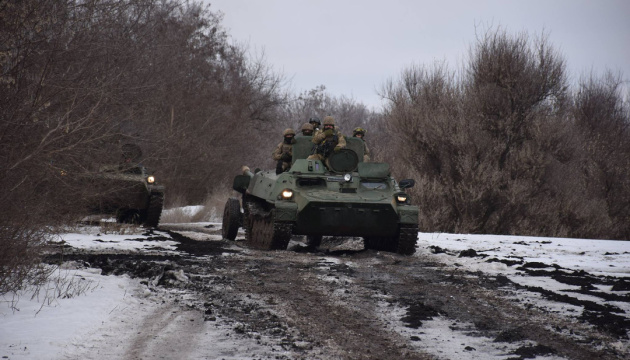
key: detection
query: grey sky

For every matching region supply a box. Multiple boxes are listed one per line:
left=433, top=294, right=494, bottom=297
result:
left=205, top=0, right=630, bottom=110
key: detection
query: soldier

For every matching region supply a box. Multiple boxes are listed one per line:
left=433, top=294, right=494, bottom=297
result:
left=272, top=128, right=296, bottom=174
left=300, top=123, right=314, bottom=136
left=307, top=116, right=346, bottom=167
left=353, top=127, right=371, bottom=162
left=309, top=117, right=321, bottom=132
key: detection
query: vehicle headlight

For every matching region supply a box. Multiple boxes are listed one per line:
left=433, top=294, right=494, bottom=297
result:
left=147, top=175, right=155, bottom=184
left=281, top=189, right=293, bottom=200
left=343, top=173, right=352, bottom=182
left=396, top=193, right=408, bottom=204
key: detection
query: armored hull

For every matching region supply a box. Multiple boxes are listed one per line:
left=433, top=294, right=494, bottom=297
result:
left=86, top=164, right=164, bottom=227
left=223, top=136, right=419, bottom=255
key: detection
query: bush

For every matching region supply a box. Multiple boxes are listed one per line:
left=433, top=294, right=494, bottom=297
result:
left=380, top=28, right=630, bottom=239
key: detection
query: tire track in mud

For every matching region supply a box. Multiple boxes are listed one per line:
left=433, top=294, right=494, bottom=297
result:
left=214, top=252, right=433, bottom=359
left=354, top=255, right=622, bottom=360
left=181, top=243, right=625, bottom=359
left=51, top=227, right=630, bottom=360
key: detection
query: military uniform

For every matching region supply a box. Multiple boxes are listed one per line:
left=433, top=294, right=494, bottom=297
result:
left=272, top=128, right=296, bottom=173
left=353, top=127, right=370, bottom=162
left=299, top=123, right=314, bottom=136
left=307, top=116, right=346, bottom=166
left=309, top=117, right=321, bottom=132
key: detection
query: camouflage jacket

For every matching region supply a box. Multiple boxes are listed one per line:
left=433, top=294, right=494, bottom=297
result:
left=272, top=140, right=295, bottom=161
left=311, top=128, right=346, bottom=156
left=361, top=139, right=371, bottom=162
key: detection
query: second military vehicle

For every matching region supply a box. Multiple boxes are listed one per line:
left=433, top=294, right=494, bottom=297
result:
left=222, top=136, right=418, bottom=255
left=87, top=144, right=164, bottom=227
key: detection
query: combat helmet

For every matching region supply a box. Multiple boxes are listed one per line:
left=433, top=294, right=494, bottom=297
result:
left=283, top=128, right=296, bottom=136
left=300, top=123, right=314, bottom=135
left=323, top=116, right=335, bottom=126
left=353, top=127, right=366, bottom=137
left=309, top=117, right=321, bottom=126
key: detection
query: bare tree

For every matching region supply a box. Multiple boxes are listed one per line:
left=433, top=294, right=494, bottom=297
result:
left=571, top=71, right=630, bottom=239
left=0, top=0, right=289, bottom=293
left=378, top=28, right=628, bottom=238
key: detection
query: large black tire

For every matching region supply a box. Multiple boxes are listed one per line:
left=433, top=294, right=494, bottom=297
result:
left=246, top=206, right=292, bottom=250
left=363, top=236, right=395, bottom=252
left=364, top=224, right=418, bottom=255
left=395, top=224, right=418, bottom=255
left=117, top=208, right=141, bottom=224
left=144, top=191, right=164, bottom=228
left=306, top=235, right=323, bottom=248
left=222, top=197, right=241, bottom=240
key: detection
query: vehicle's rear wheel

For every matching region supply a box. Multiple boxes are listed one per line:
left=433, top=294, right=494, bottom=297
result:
left=222, top=197, right=241, bottom=240
left=116, top=208, right=142, bottom=224
left=363, top=236, right=394, bottom=252
left=306, top=235, right=323, bottom=248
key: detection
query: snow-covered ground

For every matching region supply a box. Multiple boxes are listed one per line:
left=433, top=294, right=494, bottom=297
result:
left=1, top=227, right=629, bottom=359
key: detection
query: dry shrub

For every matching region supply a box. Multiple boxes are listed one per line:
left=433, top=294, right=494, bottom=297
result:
left=380, top=27, right=630, bottom=239
left=0, top=226, right=52, bottom=295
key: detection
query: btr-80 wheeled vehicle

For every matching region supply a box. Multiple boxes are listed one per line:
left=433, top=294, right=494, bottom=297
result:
left=222, top=136, right=418, bottom=255
left=88, top=144, right=164, bottom=227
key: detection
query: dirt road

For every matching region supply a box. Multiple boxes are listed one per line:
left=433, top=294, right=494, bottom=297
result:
left=53, top=223, right=629, bottom=359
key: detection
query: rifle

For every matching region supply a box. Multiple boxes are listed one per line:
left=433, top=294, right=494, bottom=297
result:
left=312, top=134, right=338, bottom=157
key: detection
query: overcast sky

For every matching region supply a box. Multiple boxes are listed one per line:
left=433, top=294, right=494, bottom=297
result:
left=205, top=0, right=630, bottom=110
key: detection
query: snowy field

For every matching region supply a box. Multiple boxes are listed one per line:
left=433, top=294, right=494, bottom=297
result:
left=1, top=227, right=629, bottom=359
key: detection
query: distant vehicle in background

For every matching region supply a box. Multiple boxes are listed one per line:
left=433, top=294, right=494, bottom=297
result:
left=87, top=144, right=164, bottom=227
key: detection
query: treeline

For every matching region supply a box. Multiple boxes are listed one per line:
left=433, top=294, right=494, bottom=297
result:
left=1, top=1, right=628, bottom=294
left=380, top=30, right=630, bottom=240
left=0, top=0, right=286, bottom=292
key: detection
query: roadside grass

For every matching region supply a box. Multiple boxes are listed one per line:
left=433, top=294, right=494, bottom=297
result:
left=2, top=264, right=99, bottom=313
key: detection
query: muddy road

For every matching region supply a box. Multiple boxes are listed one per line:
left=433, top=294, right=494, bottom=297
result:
left=51, top=223, right=630, bottom=359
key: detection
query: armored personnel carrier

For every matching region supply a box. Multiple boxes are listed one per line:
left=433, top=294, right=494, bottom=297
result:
left=88, top=144, right=164, bottom=227
left=222, top=136, right=418, bottom=255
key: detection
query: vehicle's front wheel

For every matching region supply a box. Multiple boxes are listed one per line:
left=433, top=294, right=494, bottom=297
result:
left=364, top=224, right=418, bottom=255
left=394, top=224, right=418, bottom=255
left=144, top=191, right=164, bottom=228
left=222, top=197, right=241, bottom=241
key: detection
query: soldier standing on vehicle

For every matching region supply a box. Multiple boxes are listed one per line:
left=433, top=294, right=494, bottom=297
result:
left=300, top=123, right=314, bottom=136
left=353, top=127, right=370, bottom=162
left=272, top=128, right=296, bottom=174
left=307, top=116, right=346, bottom=167
left=309, top=117, right=321, bottom=132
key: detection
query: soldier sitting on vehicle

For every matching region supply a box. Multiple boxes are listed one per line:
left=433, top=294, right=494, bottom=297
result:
left=272, top=128, right=296, bottom=174
left=307, top=116, right=346, bottom=168
left=300, top=123, right=314, bottom=136
left=353, top=127, right=370, bottom=162
left=309, top=117, right=321, bottom=132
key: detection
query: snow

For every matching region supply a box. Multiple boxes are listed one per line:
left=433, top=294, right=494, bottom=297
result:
left=2, top=227, right=629, bottom=359
left=389, top=232, right=630, bottom=359
left=58, top=226, right=179, bottom=252
left=0, top=226, right=270, bottom=360
left=0, top=268, right=143, bottom=359
left=417, top=233, right=630, bottom=277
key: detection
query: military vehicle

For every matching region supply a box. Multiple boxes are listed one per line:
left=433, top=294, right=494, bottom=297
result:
left=88, top=144, right=164, bottom=227
left=222, top=136, right=418, bottom=255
